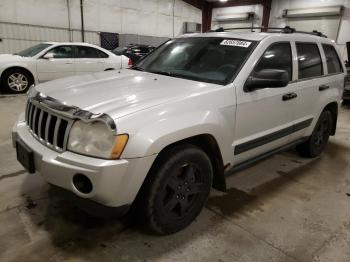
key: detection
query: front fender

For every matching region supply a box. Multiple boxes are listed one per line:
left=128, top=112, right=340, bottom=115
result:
left=120, top=109, right=234, bottom=165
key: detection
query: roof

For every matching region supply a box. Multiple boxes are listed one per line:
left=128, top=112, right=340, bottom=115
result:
left=179, top=32, right=269, bottom=41
left=178, top=31, right=335, bottom=44
left=42, top=42, right=100, bottom=47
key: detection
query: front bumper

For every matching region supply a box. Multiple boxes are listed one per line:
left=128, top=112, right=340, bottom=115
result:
left=13, top=120, right=157, bottom=209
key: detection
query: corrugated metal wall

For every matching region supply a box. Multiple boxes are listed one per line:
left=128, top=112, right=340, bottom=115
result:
left=0, top=22, right=100, bottom=54
left=118, top=34, right=170, bottom=48
left=0, top=21, right=171, bottom=54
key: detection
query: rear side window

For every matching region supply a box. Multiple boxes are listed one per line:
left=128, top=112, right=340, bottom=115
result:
left=322, top=44, right=343, bottom=74
left=296, top=43, right=323, bottom=79
left=76, top=46, right=107, bottom=58
left=254, top=42, right=292, bottom=81
left=97, top=49, right=109, bottom=58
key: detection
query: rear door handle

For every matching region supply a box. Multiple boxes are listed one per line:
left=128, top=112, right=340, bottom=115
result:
left=319, top=85, right=330, bottom=91
left=282, top=92, right=297, bottom=101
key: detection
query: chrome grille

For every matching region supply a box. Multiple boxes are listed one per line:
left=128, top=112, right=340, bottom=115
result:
left=25, top=100, right=73, bottom=151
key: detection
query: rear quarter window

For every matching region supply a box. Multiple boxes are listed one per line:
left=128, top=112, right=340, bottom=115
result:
left=322, top=44, right=343, bottom=74
left=296, top=43, right=323, bottom=79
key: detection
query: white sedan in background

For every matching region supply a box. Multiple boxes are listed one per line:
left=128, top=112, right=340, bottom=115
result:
left=0, top=42, right=129, bottom=93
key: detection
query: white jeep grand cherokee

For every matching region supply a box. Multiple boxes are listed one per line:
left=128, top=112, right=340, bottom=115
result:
left=13, top=29, right=346, bottom=234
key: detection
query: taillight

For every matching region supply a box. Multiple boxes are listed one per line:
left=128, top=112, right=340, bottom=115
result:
left=128, top=58, right=132, bottom=67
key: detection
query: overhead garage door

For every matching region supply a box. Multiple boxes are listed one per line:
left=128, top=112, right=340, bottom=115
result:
left=213, top=20, right=255, bottom=32
left=287, top=16, right=341, bottom=41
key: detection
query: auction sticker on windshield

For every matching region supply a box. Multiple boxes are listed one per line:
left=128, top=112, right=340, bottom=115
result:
left=220, top=39, right=252, bottom=48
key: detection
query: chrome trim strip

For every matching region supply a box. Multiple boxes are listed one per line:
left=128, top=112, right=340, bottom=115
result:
left=32, top=106, right=38, bottom=132
left=25, top=101, right=30, bottom=123
left=27, top=87, right=117, bottom=133
left=45, top=114, right=51, bottom=142
left=53, top=118, right=61, bottom=148
left=63, top=120, right=74, bottom=150
left=28, top=102, right=34, bottom=128
left=38, top=109, right=44, bottom=138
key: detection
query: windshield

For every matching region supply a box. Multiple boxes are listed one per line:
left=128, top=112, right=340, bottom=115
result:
left=16, top=43, right=52, bottom=57
left=133, top=37, right=256, bottom=85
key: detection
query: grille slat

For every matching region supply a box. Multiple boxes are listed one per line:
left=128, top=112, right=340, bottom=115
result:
left=25, top=102, right=30, bottom=123
left=53, top=118, right=61, bottom=148
left=45, top=115, right=52, bottom=142
left=31, top=106, right=38, bottom=131
left=25, top=100, right=72, bottom=152
left=37, top=110, right=44, bottom=139
left=28, top=103, right=34, bottom=129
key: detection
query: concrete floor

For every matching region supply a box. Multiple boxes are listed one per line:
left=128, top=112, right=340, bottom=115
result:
left=0, top=94, right=350, bottom=262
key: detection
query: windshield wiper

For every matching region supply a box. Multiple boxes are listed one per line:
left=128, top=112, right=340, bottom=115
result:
left=130, top=66, right=145, bottom=71
left=149, top=70, right=173, bottom=76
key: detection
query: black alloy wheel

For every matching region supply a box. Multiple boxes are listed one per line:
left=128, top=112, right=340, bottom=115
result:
left=136, top=144, right=213, bottom=234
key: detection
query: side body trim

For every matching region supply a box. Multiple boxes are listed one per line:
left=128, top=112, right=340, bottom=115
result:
left=234, top=118, right=313, bottom=155
left=228, top=137, right=308, bottom=175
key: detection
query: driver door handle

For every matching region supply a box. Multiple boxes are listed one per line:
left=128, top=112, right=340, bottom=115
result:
left=319, top=85, right=330, bottom=91
left=282, top=92, right=297, bottom=101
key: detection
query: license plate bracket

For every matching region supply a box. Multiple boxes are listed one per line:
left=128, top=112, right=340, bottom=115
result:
left=16, top=140, right=35, bottom=174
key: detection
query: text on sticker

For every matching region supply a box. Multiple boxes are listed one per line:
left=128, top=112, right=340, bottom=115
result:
left=220, top=39, right=252, bottom=48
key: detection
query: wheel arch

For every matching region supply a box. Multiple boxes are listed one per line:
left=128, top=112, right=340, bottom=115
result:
left=146, top=134, right=226, bottom=192
left=1, top=66, right=35, bottom=84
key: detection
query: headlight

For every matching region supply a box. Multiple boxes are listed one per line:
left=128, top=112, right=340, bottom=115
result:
left=67, top=120, right=128, bottom=159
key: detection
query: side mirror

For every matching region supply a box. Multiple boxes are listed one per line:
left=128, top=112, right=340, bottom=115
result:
left=42, top=53, right=54, bottom=59
left=244, top=69, right=289, bottom=92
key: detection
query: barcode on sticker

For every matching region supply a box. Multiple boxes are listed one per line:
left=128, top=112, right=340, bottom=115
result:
left=220, top=39, right=252, bottom=48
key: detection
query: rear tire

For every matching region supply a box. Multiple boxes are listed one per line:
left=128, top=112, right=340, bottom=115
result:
left=296, top=110, right=333, bottom=158
left=1, top=68, right=33, bottom=94
left=136, top=144, right=213, bottom=235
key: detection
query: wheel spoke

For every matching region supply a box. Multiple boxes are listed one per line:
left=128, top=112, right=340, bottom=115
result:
left=189, top=182, right=206, bottom=195
left=167, top=175, right=179, bottom=191
left=19, top=74, right=25, bottom=81
left=8, top=82, right=16, bottom=88
left=9, top=75, right=17, bottom=81
left=163, top=196, right=178, bottom=213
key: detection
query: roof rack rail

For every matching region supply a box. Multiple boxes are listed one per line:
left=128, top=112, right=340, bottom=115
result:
left=211, top=26, right=327, bottom=38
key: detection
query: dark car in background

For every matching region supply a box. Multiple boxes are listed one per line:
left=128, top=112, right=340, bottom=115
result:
left=343, top=66, right=350, bottom=101
left=112, top=44, right=155, bottom=65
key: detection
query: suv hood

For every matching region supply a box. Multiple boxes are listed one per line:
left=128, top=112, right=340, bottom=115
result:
left=35, top=69, right=219, bottom=119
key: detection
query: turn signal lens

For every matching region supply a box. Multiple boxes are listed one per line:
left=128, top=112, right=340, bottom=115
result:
left=111, top=134, right=129, bottom=159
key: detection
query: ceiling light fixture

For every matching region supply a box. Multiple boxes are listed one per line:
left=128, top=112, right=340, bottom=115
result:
left=219, top=0, right=228, bottom=2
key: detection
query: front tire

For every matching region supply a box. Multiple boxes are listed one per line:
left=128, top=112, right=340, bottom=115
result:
left=297, top=110, right=333, bottom=158
left=138, top=144, right=213, bottom=235
left=1, top=68, right=33, bottom=94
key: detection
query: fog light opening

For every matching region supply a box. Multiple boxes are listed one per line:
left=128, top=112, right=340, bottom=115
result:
left=73, top=174, right=93, bottom=194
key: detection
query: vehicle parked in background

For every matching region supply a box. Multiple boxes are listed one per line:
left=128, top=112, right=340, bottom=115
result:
left=343, top=67, right=350, bottom=101
left=13, top=28, right=345, bottom=234
left=0, top=42, right=129, bottom=93
left=113, top=44, right=155, bottom=65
